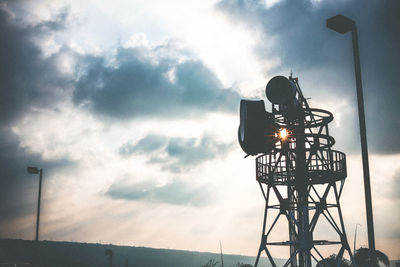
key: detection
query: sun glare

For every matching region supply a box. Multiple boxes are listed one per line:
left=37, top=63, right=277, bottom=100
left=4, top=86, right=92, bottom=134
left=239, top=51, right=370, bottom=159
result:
left=279, top=128, right=288, bottom=140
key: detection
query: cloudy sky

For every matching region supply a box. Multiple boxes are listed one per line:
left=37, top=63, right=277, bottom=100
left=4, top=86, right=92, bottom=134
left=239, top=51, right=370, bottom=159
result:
left=0, top=0, right=399, bottom=261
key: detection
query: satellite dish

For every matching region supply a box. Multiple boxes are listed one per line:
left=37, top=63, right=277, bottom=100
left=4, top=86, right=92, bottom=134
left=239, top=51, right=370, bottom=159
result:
left=238, top=100, right=278, bottom=155
left=265, top=76, right=297, bottom=104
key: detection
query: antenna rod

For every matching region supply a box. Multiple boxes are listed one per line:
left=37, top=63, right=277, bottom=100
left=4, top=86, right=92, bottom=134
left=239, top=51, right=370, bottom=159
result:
left=219, top=241, right=224, bottom=267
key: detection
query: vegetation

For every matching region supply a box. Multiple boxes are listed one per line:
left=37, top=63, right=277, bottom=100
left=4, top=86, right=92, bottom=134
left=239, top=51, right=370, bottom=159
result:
left=316, top=254, right=351, bottom=267
left=316, top=248, right=390, bottom=267
left=354, top=248, right=389, bottom=267
left=201, top=259, right=219, bottom=267
left=232, top=262, right=253, bottom=267
left=2, top=239, right=391, bottom=267
left=0, top=239, right=258, bottom=267
left=200, top=260, right=253, bottom=267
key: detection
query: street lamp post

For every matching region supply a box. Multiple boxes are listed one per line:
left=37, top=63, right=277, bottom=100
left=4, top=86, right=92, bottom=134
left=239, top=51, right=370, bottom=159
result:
left=27, top=166, right=43, bottom=241
left=327, top=14, right=375, bottom=251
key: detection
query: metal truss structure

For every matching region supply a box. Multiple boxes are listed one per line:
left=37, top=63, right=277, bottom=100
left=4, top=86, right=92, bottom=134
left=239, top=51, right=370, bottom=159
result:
left=253, top=76, right=353, bottom=267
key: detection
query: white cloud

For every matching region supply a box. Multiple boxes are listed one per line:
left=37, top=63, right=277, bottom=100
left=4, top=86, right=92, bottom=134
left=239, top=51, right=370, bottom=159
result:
left=13, top=103, right=103, bottom=162
left=263, top=0, right=283, bottom=9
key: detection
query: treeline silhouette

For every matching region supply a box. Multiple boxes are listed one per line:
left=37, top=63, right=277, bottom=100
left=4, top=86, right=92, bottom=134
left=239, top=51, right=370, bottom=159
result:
left=0, top=239, right=282, bottom=267
left=316, top=248, right=390, bottom=267
left=2, top=239, right=393, bottom=266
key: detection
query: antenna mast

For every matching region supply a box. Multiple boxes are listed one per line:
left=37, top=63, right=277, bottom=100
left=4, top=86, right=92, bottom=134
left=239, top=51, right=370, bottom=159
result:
left=238, top=75, right=353, bottom=266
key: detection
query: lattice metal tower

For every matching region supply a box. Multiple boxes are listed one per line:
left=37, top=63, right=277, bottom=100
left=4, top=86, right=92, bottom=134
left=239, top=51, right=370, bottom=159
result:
left=238, top=75, right=353, bottom=267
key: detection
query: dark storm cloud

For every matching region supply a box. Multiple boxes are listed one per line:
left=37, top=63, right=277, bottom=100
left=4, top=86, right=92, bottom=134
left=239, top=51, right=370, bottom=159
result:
left=73, top=47, right=240, bottom=119
left=0, top=3, right=72, bottom=126
left=217, top=0, right=400, bottom=154
left=106, top=179, right=213, bottom=207
left=120, top=134, right=233, bottom=173
left=0, top=3, right=75, bottom=231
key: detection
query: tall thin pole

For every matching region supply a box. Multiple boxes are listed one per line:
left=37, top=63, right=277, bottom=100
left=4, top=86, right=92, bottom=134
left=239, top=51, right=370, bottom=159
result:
left=219, top=240, right=224, bottom=267
left=351, top=27, right=375, bottom=251
left=35, top=169, right=42, bottom=241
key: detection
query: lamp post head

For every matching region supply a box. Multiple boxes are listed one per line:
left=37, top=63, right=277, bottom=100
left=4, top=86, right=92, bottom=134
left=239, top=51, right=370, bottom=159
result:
left=27, top=166, right=40, bottom=174
left=327, top=14, right=355, bottom=34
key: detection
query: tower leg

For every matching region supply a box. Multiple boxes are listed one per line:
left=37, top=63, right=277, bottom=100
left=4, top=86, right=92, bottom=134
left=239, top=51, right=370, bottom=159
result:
left=255, top=185, right=270, bottom=267
left=333, top=183, right=354, bottom=263
left=288, top=184, right=297, bottom=267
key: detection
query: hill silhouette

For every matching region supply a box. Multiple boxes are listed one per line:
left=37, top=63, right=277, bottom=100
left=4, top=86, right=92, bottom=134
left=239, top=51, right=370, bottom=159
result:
left=0, top=239, right=285, bottom=267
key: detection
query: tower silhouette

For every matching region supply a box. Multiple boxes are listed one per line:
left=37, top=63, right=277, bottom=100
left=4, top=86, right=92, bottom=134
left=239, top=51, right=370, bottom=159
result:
left=239, top=75, right=353, bottom=267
